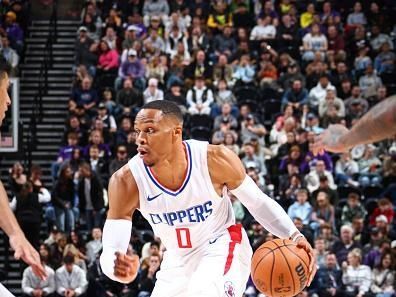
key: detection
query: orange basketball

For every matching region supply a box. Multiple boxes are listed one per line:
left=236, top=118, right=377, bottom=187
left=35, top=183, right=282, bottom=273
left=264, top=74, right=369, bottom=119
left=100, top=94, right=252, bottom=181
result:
left=251, top=239, right=310, bottom=297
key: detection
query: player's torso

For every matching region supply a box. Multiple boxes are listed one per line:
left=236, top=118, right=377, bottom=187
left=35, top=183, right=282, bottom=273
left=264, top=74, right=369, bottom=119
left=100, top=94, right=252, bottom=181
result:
left=129, top=140, right=235, bottom=256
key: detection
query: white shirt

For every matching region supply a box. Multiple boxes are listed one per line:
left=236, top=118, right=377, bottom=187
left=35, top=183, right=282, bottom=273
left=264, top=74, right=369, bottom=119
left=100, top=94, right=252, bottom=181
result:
left=250, top=24, right=276, bottom=40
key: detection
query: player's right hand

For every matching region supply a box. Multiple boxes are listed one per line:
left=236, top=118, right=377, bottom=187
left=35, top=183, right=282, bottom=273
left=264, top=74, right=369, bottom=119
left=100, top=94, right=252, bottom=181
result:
left=113, top=251, right=140, bottom=283
left=312, top=124, right=350, bottom=155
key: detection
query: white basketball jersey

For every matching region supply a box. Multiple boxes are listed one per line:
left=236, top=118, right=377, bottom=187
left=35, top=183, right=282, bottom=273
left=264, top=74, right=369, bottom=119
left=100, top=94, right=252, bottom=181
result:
left=128, top=139, right=235, bottom=257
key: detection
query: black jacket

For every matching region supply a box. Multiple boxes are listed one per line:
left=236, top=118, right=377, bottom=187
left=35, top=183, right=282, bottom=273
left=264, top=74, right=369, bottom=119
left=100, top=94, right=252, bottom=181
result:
left=78, top=173, right=105, bottom=211
left=15, top=192, right=42, bottom=224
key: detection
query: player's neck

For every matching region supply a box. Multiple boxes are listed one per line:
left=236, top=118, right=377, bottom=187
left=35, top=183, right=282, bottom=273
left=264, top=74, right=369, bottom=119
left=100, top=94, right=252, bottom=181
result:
left=151, top=142, right=187, bottom=182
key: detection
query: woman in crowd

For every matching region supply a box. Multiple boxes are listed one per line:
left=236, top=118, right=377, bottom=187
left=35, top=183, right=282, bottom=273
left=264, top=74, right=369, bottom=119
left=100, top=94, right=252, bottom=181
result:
left=370, top=251, right=395, bottom=297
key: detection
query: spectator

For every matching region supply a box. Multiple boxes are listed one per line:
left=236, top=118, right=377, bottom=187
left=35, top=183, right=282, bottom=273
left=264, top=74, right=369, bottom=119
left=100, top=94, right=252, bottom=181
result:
left=311, top=175, right=339, bottom=206
left=109, top=145, right=129, bottom=176
left=277, top=14, right=298, bottom=55
left=287, top=188, right=312, bottom=225
left=213, top=102, right=238, bottom=131
left=22, top=257, right=56, bottom=297
left=310, top=253, right=342, bottom=297
left=9, top=161, right=27, bottom=196
left=96, top=40, right=119, bottom=86
left=341, top=192, right=367, bottom=227
left=308, top=75, right=335, bottom=110
left=222, top=131, right=240, bottom=156
left=369, top=198, right=394, bottom=227
left=96, top=103, right=117, bottom=134
left=117, top=48, right=145, bottom=91
left=85, top=228, right=103, bottom=266
left=83, top=129, right=111, bottom=159
left=143, top=77, right=164, bottom=104
left=313, top=237, right=327, bottom=269
left=183, top=50, right=212, bottom=86
left=4, top=11, right=23, bottom=53
left=187, top=25, right=210, bottom=54
left=301, top=23, right=328, bottom=62
left=331, top=225, right=361, bottom=265
left=137, top=252, right=161, bottom=297
left=77, top=162, right=105, bottom=231
left=212, top=55, right=235, bottom=88
left=55, top=255, right=88, bottom=297
left=370, top=251, right=395, bottom=297
left=70, top=76, right=99, bottom=116
left=281, top=79, right=308, bottom=110
left=354, top=45, right=372, bottom=78
left=310, top=191, right=335, bottom=236
left=145, top=26, right=165, bottom=53
left=100, top=87, right=117, bottom=116
left=50, top=233, right=68, bottom=269
left=186, top=76, right=213, bottom=115
left=250, top=16, right=276, bottom=41
left=211, top=117, right=238, bottom=145
left=142, top=0, right=170, bottom=26
left=52, top=165, right=75, bottom=233
left=86, top=145, right=108, bottom=181
left=0, top=35, right=19, bottom=76
left=240, top=114, right=267, bottom=148
left=116, top=77, right=143, bottom=117
left=63, top=244, right=87, bottom=273
left=344, top=86, right=369, bottom=117
left=233, top=54, right=256, bottom=86
left=101, top=27, right=120, bottom=51
left=115, top=117, right=132, bottom=147
left=241, top=142, right=266, bottom=176
left=369, top=26, right=393, bottom=53
left=164, top=80, right=187, bottom=114
left=374, top=42, right=395, bottom=75
left=318, top=88, right=345, bottom=119
left=346, top=2, right=367, bottom=27
left=207, top=1, right=232, bottom=33
left=335, top=152, right=360, bottom=187
left=341, top=248, right=372, bottom=297
left=82, top=13, right=101, bottom=42
left=300, top=3, right=315, bottom=29
left=164, top=25, right=188, bottom=58
left=357, top=145, right=382, bottom=187
left=359, top=64, right=382, bottom=99
left=122, top=25, right=141, bottom=50
left=74, top=26, right=97, bottom=77
left=305, top=160, right=336, bottom=193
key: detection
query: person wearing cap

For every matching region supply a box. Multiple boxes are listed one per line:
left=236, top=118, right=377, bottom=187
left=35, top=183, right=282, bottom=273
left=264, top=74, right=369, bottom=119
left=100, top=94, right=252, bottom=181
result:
left=375, top=215, right=396, bottom=241
left=4, top=11, right=23, bottom=52
left=117, top=48, right=145, bottom=91
left=240, top=113, right=267, bottom=147
left=143, top=78, right=164, bottom=104
left=122, top=25, right=141, bottom=50
left=344, top=85, right=369, bottom=116
left=96, top=103, right=117, bottom=134
left=74, top=26, right=97, bottom=78
left=186, top=75, right=214, bottom=115
left=304, top=112, right=324, bottom=134
left=164, top=80, right=187, bottom=114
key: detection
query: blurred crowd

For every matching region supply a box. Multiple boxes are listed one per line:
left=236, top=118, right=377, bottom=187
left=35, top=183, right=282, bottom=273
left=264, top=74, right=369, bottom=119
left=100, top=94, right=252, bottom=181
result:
left=5, top=0, right=396, bottom=296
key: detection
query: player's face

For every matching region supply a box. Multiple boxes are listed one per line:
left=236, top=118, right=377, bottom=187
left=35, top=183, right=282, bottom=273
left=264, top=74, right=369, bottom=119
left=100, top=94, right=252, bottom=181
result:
left=0, top=74, right=11, bottom=126
left=135, top=109, right=181, bottom=167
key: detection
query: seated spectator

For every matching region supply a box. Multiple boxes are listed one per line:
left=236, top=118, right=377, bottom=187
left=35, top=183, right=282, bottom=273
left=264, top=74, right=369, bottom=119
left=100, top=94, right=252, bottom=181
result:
left=359, top=65, right=382, bottom=99
left=293, top=217, right=314, bottom=246
left=287, top=188, right=312, bottom=225
left=250, top=16, right=276, bottom=42
left=63, top=244, right=87, bottom=273
left=331, top=225, right=362, bottom=265
left=354, top=45, right=372, bottom=78
left=277, top=131, right=298, bottom=159
left=344, top=86, right=369, bottom=117
left=87, top=145, right=108, bottom=180
left=74, top=26, right=97, bottom=77
left=4, top=11, right=23, bottom=53
left=137, top=252, right=161, bottom=297
left=85, top=228, right=103, bottom=266
left=312, top=175, right=339, bottom=206
left=369, top=198, right=394, bottom=227
left=341, top=248, right=372, bottom=297
left=346, top=2, right=367, bottom=27
left=309, top=253, right=342, bottom=297
left=145, top=55, right=168, bottom=87
left=164, top=24, right=188, bottom=58
left=310, top=191, right=335, bottom=236
left=69, top=108, right=90, bottom=141
left=212, top=55, right=235, bottom=88
left=142, top=0, right=169, bottom=26
left=55, top=255, right=88, bottom=297
left=52, top=165, right=75, bottom=233
left=308, top=75, right=335, bottom=110
left=240, top=114, right=267, bottom=148
left=233, top=54, right=256, bottom=87
left=186, top=76, right=213, bottom=115
left=183, top=50, right=213, bottom=86
left=326, top=24, right=345, bottom=57
left=100, top=87, right=117, bottom=116
left=207, top=1, right=232, bottom=33
left=301, top=24, right=328, bottom=62
left=305, top=160, right=336, bottom=193
left=211, top=117, right=238, bottom=145
left=276, top=14, right=298, bottom=54
left=78, top=162, right=105, bottom=231
left=305, top=142, right=333, bottom=172
left=241, top=142, right=266, bottom=176
left=122, top=25, right=140, bottom=50
left=117, top=48, right=145, bottom=91
left=222, top=131, right=240, bottom=156
left=96, top=103, right=117, bottom=135
left=369, top=26, right=393, bottom=53
left=22, top=256, right=56, bottom=297
left=300, top=3, right=315, bottom=29
left=143, top=77, right=164, bottom=104
left=116, top=77, right=143, bottom=118
left=69, top=76, right=98, bottom=116
left=213, top=102, right=238, bottom=131
left=281, top=79, right=308, bottom=110
left=115, top=117, right=132, bottom=147
left=83, top=129, right=111, bottom=160
left=341, top=192, right=367, bottom=226
left=280, top=145, right=309, bottom=176
left=164, top=80, right=187, bottom=114
left=187, top=25, right=210, bottom=54
left=109, top=145, right=129, bottom=176
left=313, top=236, right=327, bottom=269
left=374, top=42, right=395, bottom=75
left=144, top=27, right=165, bottom=53
left=0, top=35, right=19, bottom=76
left=9, top=161, right=27, bottom=196
left=50, top=233, right=68, bottom=269
left=363, top=239, right=391, bottom=269
left=357, top=144, right=382, bottom=187
left=370, top=251, right=395, bottom=297
left=335, top=152, right=359, bottom=187
left=96, top=40, right=120, bottom=87
left=82, top=13, right=101, bottom=42
left=318, top=88, right=345, bottom=119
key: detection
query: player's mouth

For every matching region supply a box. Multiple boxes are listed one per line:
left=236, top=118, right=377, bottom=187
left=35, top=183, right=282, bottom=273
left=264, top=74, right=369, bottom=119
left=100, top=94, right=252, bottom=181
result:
left=138, top=148, right=149, bottom=158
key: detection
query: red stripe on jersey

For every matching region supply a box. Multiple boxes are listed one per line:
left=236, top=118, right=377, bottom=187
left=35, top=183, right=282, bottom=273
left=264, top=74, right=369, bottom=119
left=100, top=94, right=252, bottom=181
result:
left=224, top=224, right=242, bottom=275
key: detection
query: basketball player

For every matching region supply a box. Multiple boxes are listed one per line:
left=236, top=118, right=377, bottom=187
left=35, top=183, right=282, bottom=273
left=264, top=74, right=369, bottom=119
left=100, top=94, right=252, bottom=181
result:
left=100, top=100, right=316, bottom=297
left=0, top=62, right=46, bottom=296
left=313, top=96, right=396, bottom=154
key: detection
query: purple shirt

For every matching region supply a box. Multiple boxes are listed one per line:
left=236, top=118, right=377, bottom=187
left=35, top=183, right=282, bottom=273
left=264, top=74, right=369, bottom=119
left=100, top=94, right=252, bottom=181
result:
left=58, top=145, right=82, bottom=160
left=306, top=151, right=333, bottom=171
left=120, top=60, right=145, bottom=79
left=6, top=24, right=24, bottom=45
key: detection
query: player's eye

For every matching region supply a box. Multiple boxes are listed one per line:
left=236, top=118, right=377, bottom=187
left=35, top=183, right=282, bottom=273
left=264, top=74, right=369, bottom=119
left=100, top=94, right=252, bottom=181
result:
left=146, top=128, right=155, bottom=134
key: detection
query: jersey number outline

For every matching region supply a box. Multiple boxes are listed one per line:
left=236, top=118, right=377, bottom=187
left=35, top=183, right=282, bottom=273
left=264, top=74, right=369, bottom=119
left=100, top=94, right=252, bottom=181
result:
left=176, top=228, right=192, bottom=248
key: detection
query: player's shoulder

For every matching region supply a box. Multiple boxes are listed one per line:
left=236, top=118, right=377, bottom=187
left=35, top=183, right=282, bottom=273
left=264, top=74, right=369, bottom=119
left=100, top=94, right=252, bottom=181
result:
left=109, top=163, right=137, bottom=191
left=207, top=143, right=235, bottom=161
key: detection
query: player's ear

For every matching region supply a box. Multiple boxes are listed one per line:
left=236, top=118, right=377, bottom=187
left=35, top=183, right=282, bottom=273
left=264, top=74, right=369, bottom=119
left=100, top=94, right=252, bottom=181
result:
left=173, top=126, right=183, bottom=140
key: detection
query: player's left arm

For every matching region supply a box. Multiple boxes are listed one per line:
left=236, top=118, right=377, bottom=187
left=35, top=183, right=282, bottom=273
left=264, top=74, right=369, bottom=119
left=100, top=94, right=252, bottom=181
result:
left=208, top=145, right=317, bottom=285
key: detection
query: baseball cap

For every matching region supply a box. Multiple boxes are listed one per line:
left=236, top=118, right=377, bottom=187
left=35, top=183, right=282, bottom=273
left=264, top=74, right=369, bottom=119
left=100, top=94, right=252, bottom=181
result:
left=127, top=25, right=141, bottom=32
left=307, top=112, right=316, bottom=119
left=128, top=49, right=137, bottom=56
left=376, top=215, right=388, bottom=223
left=245, top=161, right=257, bottom=169
left=78, top=26, right=88, bottom=33
left=98, top=103, right=106, bottom=109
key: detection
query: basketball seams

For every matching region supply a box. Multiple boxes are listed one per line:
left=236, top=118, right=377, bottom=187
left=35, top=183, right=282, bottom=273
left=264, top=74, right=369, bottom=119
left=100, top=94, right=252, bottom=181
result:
left=269, top=250, right=275, bottom=297
left=273, top=240, right=296, bottom=295
left=252, top=244, right=296, bottom=275
left=283, top=242, right=309, bottom=269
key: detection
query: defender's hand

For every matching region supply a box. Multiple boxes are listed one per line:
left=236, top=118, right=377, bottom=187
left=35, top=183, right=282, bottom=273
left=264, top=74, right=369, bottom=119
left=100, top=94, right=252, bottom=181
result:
left=313, top=124, right=350, bottom=155
left=296, top=237, right=317, bottom=287
left=113, top=252, right=140, bottom=283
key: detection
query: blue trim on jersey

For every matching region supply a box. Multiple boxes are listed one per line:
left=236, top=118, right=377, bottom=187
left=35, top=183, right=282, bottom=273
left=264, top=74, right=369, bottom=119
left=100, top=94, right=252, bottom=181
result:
left=144, top=141, right=192, bottom=196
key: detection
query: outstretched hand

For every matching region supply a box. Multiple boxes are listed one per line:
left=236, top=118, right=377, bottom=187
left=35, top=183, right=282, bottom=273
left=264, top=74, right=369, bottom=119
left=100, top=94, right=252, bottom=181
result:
left=312, top=124, right=350, bottom=155
left=296, top=237, right=317, bottom=287
left=9, top=234, right=47, bottom=280
left=113, top=251, right=140, bottom=284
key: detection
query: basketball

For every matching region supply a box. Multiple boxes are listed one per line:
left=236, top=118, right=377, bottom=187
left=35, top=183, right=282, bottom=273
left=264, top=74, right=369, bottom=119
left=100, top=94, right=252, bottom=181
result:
left=251, top=239, right=310, bottom=297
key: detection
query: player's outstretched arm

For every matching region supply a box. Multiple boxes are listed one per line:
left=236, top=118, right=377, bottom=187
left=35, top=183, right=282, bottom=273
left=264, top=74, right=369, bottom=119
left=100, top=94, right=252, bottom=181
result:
left=313, top=96, right=396, bottom=154
left=100, top=165, right=140, bottom=284
left=0, top=181, right=47, bottom=280
left=208, top=145, right=317, bottom=285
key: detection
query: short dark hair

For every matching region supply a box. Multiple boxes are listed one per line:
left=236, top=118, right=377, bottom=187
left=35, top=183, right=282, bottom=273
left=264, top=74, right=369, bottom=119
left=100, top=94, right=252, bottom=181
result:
left=142, top=100, right=183, bottom=123
left=0, top=58, right=10, bottom=80
left=63, top=254, right=75, bottom=265
left=150, top=240, right=161, bottom=249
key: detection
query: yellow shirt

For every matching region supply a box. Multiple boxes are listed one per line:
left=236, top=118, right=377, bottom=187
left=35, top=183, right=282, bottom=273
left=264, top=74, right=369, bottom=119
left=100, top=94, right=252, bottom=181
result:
left=300, top=12, right=313, bottom=28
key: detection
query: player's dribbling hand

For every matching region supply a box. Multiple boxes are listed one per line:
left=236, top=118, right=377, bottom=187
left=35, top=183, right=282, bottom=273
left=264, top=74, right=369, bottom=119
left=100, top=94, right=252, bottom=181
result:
left=296, top=237, right=317, bottom=287
left=114, top=251, right=140, bottom=283
left=9, top=233, right=47, bottom=280
left=312, top=124, right=350, bottom=155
